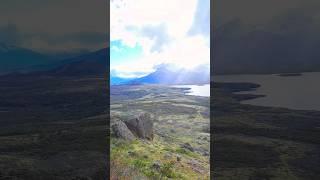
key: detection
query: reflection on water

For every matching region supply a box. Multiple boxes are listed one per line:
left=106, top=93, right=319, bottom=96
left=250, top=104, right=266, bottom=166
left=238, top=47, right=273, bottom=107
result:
left=214, top=72, right=320, bottom=111
left=173, top=84, right=210, bottom=97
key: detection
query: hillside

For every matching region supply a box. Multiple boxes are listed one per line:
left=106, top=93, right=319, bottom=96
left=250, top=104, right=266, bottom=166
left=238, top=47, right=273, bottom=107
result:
left=49, top=48, right=108, bottom=76
left=0, top=43, right=56, bottom=74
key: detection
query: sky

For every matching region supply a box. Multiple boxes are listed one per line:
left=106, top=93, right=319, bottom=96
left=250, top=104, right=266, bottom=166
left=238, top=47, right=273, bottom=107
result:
left=214, top=0, right=320, bottom=28
left=0, top=0, right=107, bottom=54
left=110, top=0, right=210, bottom=78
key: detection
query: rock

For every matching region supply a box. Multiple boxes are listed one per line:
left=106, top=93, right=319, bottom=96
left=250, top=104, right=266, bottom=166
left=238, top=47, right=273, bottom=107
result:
left=164, top=153, right=172, bottom=159
left=125, top=113, right=154, bottom=140
left=176, top=155, right=182, bottom=162
left=201, top=125, right=210, bottom=133
left=128, top=151, right=137, bottom=157
left=112, top=121, right=136, bottom=141
left=152, top=161, right=161, bottom=171
left=181, top=143, right=194, bottom=152
left=203, top=152, right=209, bottom=156
left=187, top=159, right=206, bottom=174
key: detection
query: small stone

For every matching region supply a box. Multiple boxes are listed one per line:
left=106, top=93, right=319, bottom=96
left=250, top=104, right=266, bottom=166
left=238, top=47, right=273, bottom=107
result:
left=128, top=151, right=137, bottom=157
left=181, top=143, right=194, bottom=152
left=152, top=161, right=161, bottom=170
left=176, top=155, right=182, bottom=162
left=164, top=153, right=172, bottom=159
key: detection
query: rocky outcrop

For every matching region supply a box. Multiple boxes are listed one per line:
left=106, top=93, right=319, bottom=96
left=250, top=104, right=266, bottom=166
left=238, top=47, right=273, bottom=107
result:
left=125, top=113, right=154, bottom=140
left=112, top=121, right=136, bottom=141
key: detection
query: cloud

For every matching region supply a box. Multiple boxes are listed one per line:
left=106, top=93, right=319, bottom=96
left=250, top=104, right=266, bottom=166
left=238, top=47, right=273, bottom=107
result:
left=0, top=0, right=107, bottom=53
left=111, top=0, right=210, bottom=78
left=188, top=0, right=210, bottom=37
left=0, top=23, right=107, bottom=53
left=214, top=0, right=320, bottom=28
left=111, top=35, right=209, bottom=78
left=0, top=23, right=21, bottom=45
left=140, top=24, right=171, bottom=53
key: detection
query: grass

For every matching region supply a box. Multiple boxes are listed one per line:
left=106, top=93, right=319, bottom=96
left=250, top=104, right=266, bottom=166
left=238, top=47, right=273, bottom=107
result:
left=110, top=85, right=210, bottom=179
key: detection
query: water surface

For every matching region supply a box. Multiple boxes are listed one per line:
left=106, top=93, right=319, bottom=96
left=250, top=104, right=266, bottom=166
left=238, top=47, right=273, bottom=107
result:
left=173, top=84, right=210, bottom=97
left=214, top=72, right=320, bottom=111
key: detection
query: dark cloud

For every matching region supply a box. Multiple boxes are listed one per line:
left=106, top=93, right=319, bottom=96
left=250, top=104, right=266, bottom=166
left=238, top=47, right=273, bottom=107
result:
left=0, top=23, right=21, bottom=45
left=0, top=0, right=108, bottom=53
left=213, top=0, right=320, bottom=28
left=213, top=0, right=320, bottom=74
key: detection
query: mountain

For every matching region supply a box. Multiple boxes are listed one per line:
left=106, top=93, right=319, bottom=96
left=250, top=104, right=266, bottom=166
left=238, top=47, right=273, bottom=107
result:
left=49, top=48, right=108, bottom=76
left=0, top=43, right=56, bottom=74
left=120, top=64, right=210, bottom=85
left=110, top=76, right=133, bottom=85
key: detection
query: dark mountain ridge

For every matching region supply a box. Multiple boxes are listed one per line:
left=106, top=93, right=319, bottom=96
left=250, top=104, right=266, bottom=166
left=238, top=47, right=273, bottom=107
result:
left=0, top=43, right=55, bottom=74
left=49, top=48, right=108, bottom=76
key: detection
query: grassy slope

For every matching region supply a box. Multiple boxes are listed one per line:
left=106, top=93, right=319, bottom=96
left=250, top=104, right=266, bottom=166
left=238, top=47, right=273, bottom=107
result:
left=212, top=82, right=320, bottom=180
left=0, top=74, right=108, bottom=179
left=110, top=85, right=210, bottom=179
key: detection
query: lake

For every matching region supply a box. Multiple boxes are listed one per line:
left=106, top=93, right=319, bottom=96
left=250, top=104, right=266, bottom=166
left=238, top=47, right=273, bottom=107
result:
left=173, top=84, right=210, bottom=97
left=214, top=72, right=320, bottom=111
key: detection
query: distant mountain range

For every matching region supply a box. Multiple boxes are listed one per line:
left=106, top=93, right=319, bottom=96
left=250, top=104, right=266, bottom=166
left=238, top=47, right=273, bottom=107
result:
left=0, top=44, right=210, bottom=85
left=49, top=48, right=108, bottom=76
left=0, top=43, right=108, bottom=77
left=111, top=64, right=210, bottom=85
left=0, top=43, right=56, bottom=74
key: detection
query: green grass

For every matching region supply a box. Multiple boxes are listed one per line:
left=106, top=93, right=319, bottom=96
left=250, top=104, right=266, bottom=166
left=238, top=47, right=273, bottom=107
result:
left=110, top=85, right=210, bottom=179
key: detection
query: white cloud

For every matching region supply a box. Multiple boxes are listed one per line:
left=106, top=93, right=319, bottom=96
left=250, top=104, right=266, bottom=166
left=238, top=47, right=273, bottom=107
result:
left=110, top=45, right=122, bottom=52
left=111, top=0, right=210, bottom=78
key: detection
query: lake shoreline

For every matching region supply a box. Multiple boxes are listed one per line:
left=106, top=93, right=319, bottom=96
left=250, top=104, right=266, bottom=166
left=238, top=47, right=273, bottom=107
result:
left=214, top=72, right=320, bottom=111
left=213, top=82, right=320, bottom=179
left=172, top=84, right=210, bottom=97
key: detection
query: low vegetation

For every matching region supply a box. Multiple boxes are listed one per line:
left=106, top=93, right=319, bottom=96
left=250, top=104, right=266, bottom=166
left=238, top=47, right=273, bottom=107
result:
left=0, top=75, right=108, bottom=179
left=110, top=85, right=210, bottom=179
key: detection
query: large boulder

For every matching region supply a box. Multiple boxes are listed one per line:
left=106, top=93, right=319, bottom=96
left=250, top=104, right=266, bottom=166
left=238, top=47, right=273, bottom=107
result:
left=112, top=121, right=136, bottom=141
left=125, top=113, right=154, bottom=140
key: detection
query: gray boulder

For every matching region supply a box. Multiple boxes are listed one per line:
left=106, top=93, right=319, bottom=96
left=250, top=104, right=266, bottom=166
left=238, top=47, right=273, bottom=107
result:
left=125, top=113, right=154, bottom=140
left=181, top=143, right=194, bottom=152
left=112, top=121, right=136, bottom=141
